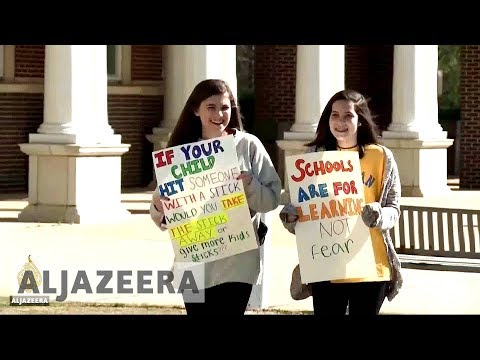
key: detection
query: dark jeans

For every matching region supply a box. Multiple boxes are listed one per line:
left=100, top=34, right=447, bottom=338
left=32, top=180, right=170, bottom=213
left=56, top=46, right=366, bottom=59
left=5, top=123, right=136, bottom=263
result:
left=182, top=282, right=253, bottom=316
left=311, top=280, right=388, bottom=316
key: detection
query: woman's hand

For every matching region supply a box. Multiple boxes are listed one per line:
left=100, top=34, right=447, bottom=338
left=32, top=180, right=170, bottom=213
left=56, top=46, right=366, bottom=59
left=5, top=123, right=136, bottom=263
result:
left=279, top=204, right=299, bottom=235
left=280, top=212, right=299, bottom=223
left=151, top=192, right=170, bottom=229
left=361, top=202, right=382, bottom=227
left=152, top=192, right=170, bottom=212
left=287, top=214, right=299, bottom=222
left=236, top=171, right=253, bottom=187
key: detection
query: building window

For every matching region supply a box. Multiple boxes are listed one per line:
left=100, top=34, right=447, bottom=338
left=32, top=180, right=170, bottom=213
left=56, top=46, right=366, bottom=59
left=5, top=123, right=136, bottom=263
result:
left=107, top=45, right=121, bottom=80
left=0, top=45, right=4, bottom=79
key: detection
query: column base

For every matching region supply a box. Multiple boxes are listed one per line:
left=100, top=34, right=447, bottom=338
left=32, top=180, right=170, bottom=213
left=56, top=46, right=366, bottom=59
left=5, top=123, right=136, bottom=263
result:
left=30, top=132, right=122, bottom=145
left=18, top=204, right=131, bottom=224
left=382, top=128, right=447, bottom=140
left=146, top=127, right=174, bottom=150
left=146, top=127, right=174, bottom=189
left=287, top=124, right=317, bottom=134
left=18, top=142, right=131, bottom=224
left=283, top=131, right=316, bottom=141
left=382, top=137, right=454, bottom=197
left=400, top=185, right=452, bottom=197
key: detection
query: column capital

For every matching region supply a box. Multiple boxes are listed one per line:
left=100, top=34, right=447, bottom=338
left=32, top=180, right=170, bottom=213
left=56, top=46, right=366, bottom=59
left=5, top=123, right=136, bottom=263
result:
left=19, top=143, right=130, bottom=156
left=288, top=123, right=317, bottom=135
left=382, top=126, right=447, bottom=140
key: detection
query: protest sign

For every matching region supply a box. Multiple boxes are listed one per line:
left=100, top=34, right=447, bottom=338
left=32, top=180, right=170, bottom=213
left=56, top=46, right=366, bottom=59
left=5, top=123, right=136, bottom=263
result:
left=152, top=135, right=257, bottom=263
left=286, top=151, right=376, bottom=283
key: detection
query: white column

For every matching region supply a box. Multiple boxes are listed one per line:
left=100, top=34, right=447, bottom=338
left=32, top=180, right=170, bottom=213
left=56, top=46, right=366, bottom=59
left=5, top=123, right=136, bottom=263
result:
left=383, top=45, right=445, bottom=139
left=159, top=45, right=187, bottom=131
left=160, top=45, right=237, bottom=131
left=273, top=46, right=344, bottom=309
left=185, top=45, right=238, bottom=100
left=278, top=45, right=345, bottom=202
left=146, top=45, right=237, bottom=188
left=382, top=45, right=453, bottom=197
left=287, top=45, right=345, bottom=137
left=33, top=45, right=119, bottom=145
left=18, top=45, right=130, bottom=224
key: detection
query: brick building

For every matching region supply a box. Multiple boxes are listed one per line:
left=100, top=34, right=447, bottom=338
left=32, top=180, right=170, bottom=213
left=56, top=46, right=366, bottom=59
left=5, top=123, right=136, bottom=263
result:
left=0, top=45, right=476, bottom=223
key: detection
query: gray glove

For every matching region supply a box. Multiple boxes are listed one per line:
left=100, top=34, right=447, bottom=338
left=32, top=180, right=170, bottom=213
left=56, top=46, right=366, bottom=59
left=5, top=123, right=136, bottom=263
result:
left=280, top=213, right=299, bottom=223
left=279, top=203, right=299, bottom=235
left=279, top=203, right=299, bottom=223
left=361, top=202, right=382, bottom=228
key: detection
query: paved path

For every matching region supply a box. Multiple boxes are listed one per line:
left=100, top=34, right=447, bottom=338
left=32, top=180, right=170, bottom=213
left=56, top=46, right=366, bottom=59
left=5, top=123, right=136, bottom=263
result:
left=1, top=189, right=480, bottom=314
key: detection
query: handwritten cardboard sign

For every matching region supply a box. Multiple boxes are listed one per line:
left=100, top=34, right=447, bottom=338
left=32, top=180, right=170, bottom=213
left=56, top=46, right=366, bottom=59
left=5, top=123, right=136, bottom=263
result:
left=152, top=135, right=257, bottom=263
left=285, top=150, right=377, bottom=284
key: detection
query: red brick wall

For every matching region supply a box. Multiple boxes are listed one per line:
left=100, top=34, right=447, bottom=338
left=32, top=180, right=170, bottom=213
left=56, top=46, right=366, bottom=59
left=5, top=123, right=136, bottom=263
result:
left=0, top=93, right=44, bottom=192
left=365, top=45, right=394, bottom=132
left=345, top=46, right=394, bottom=132
left=131, top=45, right=163, bottom=81
left=254, top=45, right=296, bottom=126
left=254, top=45, right=296, bottom=175
left=1, top=46, right=165, bottom=191
left=15, top=45, right=45, bottom=78
left=345, top=45, right=369, bottom=94
left=108, top=95, right=163, bottom=187
left=254, top=45, right=391, bottom=131
left=13, top=45, right=165, bottom=81
left=460, top=45, right=480, bottom=189
left=0, top=93, right=163, bottom=191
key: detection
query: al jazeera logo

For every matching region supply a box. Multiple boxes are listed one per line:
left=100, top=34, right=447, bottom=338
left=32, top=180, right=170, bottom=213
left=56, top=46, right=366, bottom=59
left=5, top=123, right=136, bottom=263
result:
left=10, top=255, right=49, bottom=306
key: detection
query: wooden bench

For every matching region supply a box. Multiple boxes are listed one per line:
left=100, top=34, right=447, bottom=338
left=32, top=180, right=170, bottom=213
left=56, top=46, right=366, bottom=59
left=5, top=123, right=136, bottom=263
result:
left=391, top=205, right=480, bottom=272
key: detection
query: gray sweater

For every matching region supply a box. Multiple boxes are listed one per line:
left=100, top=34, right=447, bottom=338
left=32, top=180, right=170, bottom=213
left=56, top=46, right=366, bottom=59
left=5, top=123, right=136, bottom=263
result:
left=150, top=129, right=282, bottom=289
left=280, top=144, right=403, bottom=301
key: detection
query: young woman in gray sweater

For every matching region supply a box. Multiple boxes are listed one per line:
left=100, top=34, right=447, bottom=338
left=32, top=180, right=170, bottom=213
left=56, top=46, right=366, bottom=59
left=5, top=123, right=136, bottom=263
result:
left=150, top=79, right=281, bottom=315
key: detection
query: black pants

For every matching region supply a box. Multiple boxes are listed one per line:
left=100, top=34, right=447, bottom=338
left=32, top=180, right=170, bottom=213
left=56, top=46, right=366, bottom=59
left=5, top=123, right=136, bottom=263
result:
left=182, top=282, right=253, bottom=315
left=311, top=280, right=388, bottom=315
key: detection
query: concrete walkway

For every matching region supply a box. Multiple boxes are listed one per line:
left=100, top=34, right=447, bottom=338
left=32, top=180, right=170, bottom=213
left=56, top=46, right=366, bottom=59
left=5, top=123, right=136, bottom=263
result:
left=1, top=188, right=480, bottom=314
